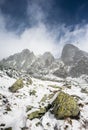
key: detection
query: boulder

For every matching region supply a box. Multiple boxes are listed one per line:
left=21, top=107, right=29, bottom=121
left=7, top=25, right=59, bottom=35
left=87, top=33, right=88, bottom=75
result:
left=27, top=107, right=46, bottom=120
left=52, top=92, right=80, bottom=119
left=5, top=127, right=12, bottom=130
left=9, top=78, right=23, bottom=92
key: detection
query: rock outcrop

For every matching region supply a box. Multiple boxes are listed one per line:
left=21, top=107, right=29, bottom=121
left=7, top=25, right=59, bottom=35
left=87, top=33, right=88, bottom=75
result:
left=52, top=92, right=80, bottom=119
left=69, top=57, right=88, bottom=77
left=0, top=49, right=36, bottom=71
left=53, top=65, right=68, bottom=78
left=61, top=44, right=88, bottom=65
left=1, top=44, right=88, bottom=78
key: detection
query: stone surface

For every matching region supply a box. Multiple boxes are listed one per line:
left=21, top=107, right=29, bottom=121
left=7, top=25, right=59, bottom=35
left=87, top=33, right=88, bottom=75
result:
left=69, top=58, right=88, bottom=77
left=27, top=107, right=46, bottom=120
left=52, top=92, right=80, bottom=119
left=61, top=44, right=88, bottom=65
left=4, top=127, right=12, bottom=130
left=9, top=78, right=24, bottom=92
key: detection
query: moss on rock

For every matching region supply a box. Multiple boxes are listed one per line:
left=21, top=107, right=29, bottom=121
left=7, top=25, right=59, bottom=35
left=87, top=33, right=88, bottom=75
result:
left=9, top=78, right=24, bottom=92
left=27, top=107, right=46, bottom=120
left=52, top=92, right=80, bottom=119
left=40, top=94, right=47, bottom=102
left=5, top=127, right=12, bottom=130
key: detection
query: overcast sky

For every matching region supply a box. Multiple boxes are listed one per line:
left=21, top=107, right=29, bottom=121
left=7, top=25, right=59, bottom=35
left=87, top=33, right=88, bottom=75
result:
left=0, top=0, right=88, bottom=59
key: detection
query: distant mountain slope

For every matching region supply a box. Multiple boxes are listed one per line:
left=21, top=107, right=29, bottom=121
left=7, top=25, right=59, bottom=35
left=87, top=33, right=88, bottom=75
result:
left=1, top=44, right=88, bottom=78
left=0, top=49, right=59, bottom=77
left=0, top=49, right=36, bottom=71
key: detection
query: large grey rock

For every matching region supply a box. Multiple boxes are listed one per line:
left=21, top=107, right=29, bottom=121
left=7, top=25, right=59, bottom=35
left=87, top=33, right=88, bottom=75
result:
left=61, top=44, right=88, bottom=65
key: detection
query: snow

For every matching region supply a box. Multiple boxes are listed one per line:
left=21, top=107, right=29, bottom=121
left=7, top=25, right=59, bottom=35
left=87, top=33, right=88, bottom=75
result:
left=21, top=60, right=25, bottom=66
left=0, top=70, right=88, bottom=130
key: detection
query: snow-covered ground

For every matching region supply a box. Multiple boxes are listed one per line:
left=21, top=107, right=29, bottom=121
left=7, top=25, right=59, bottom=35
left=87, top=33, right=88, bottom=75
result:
left=0, top=70, right=88, bottom=130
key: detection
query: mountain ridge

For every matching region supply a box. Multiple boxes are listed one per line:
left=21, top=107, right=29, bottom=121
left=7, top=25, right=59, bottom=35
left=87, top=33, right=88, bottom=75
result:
left=1, top=44, right=88, bottom=78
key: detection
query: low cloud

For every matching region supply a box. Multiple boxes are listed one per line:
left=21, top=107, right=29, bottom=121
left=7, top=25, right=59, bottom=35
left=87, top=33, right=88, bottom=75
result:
left=0, top=2, right=88, bottom=60
left=58, top=24, right=88, bottom=52
left=0, top=13, right=58, bottom=59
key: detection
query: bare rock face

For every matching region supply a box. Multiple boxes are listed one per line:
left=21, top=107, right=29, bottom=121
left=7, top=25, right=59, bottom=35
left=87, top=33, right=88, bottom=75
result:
left=1, top=44, right=88, bottom=78
left=27, top=52, right=55, bottom=77
left=0, top=49, right=36, bottom=71
left=42, top=52, right=55, bottom=67
left=31, top=52, right=55, bottom=68
left=53, top=65, right=68, bottom=78
left=69, top=57, right=88, bottom=77
left=61, top=44, right=88, bottom=77
left=61, top=44, right=88, bottom=66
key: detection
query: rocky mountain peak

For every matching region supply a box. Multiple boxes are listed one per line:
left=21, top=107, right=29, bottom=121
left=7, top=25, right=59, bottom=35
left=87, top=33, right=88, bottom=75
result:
left=21, top=49, right=30, bottom=54
left=61, top=44, right=88, bottom=65
left=62, top=44, right=78, bottom=49
left=61, top=44, right=79, bottom=65
left=0, top=49, right=36, bottom=71
left=1, top=44, right=88, bottom=78
left=41, top=52, right=55, bottom=67
left=43, top=52, right=54, bottom=58
left=43, top=51, right=54, bottom=60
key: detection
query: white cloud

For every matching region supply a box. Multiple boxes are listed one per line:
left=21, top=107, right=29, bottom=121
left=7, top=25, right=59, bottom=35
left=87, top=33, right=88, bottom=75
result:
left=58, top=24, right=88, bottom=52
left=0, top=8, right=88, bottom=60
left=0, top=14, right=58, bottom=59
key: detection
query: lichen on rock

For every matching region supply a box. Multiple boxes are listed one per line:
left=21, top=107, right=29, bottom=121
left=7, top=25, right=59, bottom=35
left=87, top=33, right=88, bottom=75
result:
left=27, top=107, right=46, bottom=120
left=9, top=78, right=24, bottom=92
left=4, top=127, right=12, bottom=130
left=52, top=92, right=80, bottom=119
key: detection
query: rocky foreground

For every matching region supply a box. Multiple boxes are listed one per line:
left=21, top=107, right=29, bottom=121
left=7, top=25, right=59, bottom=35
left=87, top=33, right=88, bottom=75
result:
left=0, top=68, right=88, bottom=130
left=0, top=44, right=88, bottom=130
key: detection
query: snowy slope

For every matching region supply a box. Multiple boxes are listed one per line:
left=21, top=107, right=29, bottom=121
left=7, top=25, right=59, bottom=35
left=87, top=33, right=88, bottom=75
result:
left=0, top=70, right=88, bottom=130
